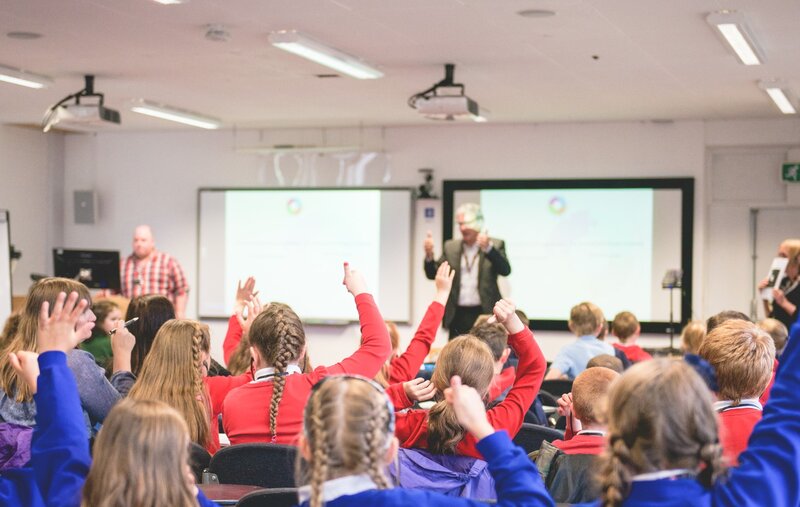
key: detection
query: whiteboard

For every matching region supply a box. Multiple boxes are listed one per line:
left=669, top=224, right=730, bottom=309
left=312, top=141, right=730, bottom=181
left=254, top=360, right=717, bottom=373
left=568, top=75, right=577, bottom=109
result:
left=0, top=211, right=11, bottom=327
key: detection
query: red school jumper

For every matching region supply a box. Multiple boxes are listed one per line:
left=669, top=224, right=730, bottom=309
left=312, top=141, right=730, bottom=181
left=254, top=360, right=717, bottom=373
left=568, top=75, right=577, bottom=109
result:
left=387, top=301, right=444, bottom=384
left=612, top=342, right=652, bottom=363
left=222, top=293, right=391, bottom=446
left=394, top=326, right=546, bottom=459
left=719, top=403, right=762, bottom=466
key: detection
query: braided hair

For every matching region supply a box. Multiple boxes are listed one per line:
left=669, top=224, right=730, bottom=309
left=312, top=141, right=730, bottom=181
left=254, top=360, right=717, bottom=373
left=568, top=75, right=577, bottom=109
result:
left=249, top=303, right=306, bottom=442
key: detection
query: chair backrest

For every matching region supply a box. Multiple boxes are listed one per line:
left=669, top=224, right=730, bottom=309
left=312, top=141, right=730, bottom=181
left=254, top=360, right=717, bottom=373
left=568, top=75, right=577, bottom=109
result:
left=235, top=488, right=299, bottom=507
left=190, top=442, right=212, bottom=483
left=512, top=423, right=564, bottom=455
left=208, top=443, right=298, bottom=488
left=540, top=379, right=574, bottom=399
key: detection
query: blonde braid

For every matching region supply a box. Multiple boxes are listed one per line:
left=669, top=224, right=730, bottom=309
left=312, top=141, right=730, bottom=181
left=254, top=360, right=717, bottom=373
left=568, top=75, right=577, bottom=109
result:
left=190, top=324, right=211, bottom=447
left=362, top=400, right=391, bottom=490
left=308, top=392, right=330, bottom=507
left=268, top=312, right=305, bottom=442
left=600, top=435, right=633, bottom=507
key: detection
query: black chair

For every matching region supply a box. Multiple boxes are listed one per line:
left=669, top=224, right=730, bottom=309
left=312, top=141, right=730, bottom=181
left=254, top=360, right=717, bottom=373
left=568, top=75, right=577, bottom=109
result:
left=206, top=443, right=297, bottom=488
left=540, top=379, right=573, bottom=399
left=190, top=443, right=212, bottom=483
left=512, top=423, right=564, bottom=454
left=235, top=488, right=299, bottom=507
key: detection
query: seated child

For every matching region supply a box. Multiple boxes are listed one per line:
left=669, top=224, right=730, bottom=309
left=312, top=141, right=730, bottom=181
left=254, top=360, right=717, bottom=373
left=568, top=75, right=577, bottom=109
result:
left=610, top=311, right=652, bottom=363
left=680, top=320, right=706, bottom=355
left=546, top=302, right=614, bottom=380
left=79, top=299, right=121, bottom=368
left=586, top=354, right=623, bottom=374
left=698, top=319, right=775, bottom=466
left=469, top=322, right=515, bottom=402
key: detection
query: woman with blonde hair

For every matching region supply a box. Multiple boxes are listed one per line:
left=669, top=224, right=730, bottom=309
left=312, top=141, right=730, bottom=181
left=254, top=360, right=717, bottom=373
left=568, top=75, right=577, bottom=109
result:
left=297, top=374, right=554, bottom=507
left=576, top=318, right=800, bottom=507
left=759, top=238, right=800, bottom=329
left=129, top=319, right=252, bottom=454
left=0, top=277, right=135, bottom=429
left=81, top=398, right=218, bottom=507
left=394, top=299, right=546, bottom=458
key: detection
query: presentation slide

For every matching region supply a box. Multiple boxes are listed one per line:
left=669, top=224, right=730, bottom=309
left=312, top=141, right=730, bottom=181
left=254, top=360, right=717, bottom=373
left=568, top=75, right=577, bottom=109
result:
left=199, top=189, right=411, bottom=322
left=452, top=186, right=684, bottom=323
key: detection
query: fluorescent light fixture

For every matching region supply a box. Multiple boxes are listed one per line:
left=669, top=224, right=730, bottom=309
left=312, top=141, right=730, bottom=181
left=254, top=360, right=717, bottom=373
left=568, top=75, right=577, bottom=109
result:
left=152, top=0, right=188, bottom=4
left=0, top=64, right=53, bottom=89
left=759, top=81, right=797, bottom=115
left=706, top=11, right=763, bottom=65
left=130, top=100, right=221, bottom=129
left=268, top=30, right=383, bottom=79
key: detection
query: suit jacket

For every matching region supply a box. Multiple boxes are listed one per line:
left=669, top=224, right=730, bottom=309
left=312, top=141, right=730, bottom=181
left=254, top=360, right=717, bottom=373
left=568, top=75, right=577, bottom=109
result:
left=424, top=238, right=511, bottom=328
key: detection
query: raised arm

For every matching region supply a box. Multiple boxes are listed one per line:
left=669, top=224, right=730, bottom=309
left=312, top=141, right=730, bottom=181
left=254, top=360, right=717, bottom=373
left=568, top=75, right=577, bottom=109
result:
left=388, top=262, right=452, bottom=384
left=714, top=317, right=800, bottom=506
left=423, top=231, right=444, bottom=280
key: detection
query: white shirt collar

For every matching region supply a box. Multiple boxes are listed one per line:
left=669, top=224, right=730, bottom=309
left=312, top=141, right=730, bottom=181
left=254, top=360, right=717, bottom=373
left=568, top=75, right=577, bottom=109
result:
left=713, top=398, right=762, bottom=413
left=631, top=469, right=695, bottom=482
left=253, top=364, right=302, bottom=382
left=298, top=473, right=377, bottom=504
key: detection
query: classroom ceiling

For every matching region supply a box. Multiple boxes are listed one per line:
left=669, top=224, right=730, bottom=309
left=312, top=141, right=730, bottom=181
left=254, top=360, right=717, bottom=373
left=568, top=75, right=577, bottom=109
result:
left=0, top=0, right=798, bottom=130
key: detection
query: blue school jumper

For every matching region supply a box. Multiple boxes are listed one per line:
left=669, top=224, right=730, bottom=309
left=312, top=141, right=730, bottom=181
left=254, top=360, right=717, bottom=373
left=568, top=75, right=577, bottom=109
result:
left=296, top=430, right=555, bottom=507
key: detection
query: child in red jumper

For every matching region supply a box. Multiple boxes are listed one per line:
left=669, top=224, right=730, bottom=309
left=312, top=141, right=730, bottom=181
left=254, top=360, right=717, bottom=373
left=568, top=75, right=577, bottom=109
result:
left=469, top=321, right=516, bottom=402
left=610, top=311, right=651, bottom=364
left=698, top=319, right=775, bottom=465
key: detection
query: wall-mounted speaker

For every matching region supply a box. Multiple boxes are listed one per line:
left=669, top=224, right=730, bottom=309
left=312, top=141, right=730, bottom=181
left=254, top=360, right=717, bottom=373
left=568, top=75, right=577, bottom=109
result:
left=74, top=190, right=97, bottom=224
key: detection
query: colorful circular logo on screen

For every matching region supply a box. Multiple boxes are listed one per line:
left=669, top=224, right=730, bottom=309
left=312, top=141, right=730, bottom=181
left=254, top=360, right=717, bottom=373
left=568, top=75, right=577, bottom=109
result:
left=287, top=198, right=302, bottom=215
left=549, top=196, right=566, bottom=215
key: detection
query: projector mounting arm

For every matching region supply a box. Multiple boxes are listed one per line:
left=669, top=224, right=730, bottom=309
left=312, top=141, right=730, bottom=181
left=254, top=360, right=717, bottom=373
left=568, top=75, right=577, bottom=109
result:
left=408, top=63, right=466, bottom=109
left=42, top=75, right=108, bottom=132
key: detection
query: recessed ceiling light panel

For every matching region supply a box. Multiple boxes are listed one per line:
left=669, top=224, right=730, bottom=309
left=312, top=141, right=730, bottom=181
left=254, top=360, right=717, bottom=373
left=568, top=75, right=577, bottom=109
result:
left=517, top=9, right=556, bottom=18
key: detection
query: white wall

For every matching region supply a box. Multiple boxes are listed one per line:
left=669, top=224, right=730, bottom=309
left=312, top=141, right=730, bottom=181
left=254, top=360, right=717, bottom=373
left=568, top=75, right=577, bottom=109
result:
left=52, top=118, right=800, bottom=365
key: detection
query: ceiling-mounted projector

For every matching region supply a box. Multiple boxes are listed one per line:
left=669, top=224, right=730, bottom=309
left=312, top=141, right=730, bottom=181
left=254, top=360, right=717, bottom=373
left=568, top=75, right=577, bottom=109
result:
left=408, top=64, right=487, bottom=122
left=42, top=75, right=120, bottom=132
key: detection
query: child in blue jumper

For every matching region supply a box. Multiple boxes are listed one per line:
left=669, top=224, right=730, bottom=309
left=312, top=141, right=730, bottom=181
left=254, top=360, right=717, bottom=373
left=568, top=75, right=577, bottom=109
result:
left=295, top=373, right=555, bottom=507
left=575, top=317, right=800, bottom=507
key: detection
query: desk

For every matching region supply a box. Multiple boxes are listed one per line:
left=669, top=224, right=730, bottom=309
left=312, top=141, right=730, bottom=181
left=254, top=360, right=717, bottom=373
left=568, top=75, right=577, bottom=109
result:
left=199, top=484, right=262, bottom=505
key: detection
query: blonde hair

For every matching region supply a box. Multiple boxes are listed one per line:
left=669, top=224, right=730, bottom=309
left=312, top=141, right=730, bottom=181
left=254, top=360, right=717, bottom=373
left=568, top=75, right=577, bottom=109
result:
left=680, top=320, right=706, bottom=355
left=0, top=278, right=91, bottom=402
left=81, top=398, right=197, bottom=507
left=129, top=319, right=212, bottom=448
left=611, top=312, right=639, bottom=342
left=698, top=319, right=775, bottom=403
left=758, top=318, right=789, bottom=354
left=780, top=238, right=800, bottom=268
left=570, top=302, right=600, bottom=337
left=572, top=367, right=619, bottom=425
left=599, top=359, right=724, bottom=507
left=249, top=302, right=306, bottom=441
left=303, top=377, right=392, bottom=507
left=428, top=335, right=494, bottom=454
left=227, top=332, right=252, bottom=376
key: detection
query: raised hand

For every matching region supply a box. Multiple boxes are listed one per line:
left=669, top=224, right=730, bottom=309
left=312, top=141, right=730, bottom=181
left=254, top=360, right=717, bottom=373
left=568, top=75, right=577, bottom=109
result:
left=444, top=375, right=495, bottom=441
left=38, top=291, right=89, bottom=353
left=477, top=230, right=491, bottom=250
left=234, top=277, right=258, bottom=314
left=434, top=261, right=455, bottom=304
left=9, top=351, right=40, bottom=394
left=424, top=230, right=435, bottom=258
left=403, top=377, right=437, bottom=403
left=111, top=326, right=136, bottom=373
left=487, top=299, right=524, bottom=334
left=342, top=262, right=368, bottom=297
left=236, top=296, right=263, bottom=336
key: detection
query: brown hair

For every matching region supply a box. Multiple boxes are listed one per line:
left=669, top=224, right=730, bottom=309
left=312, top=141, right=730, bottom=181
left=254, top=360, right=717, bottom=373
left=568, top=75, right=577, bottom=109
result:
left=249, top=302, right=306, bottom=441
left=611, top=312, right=639, bottom=342
left=428, top=335, right=494, bottom=454
left=599, top=359, right=723, bottom=507
left=705, top=310, right=750, bottom=335
left=128, top=320, right=212, bottom=448
left=757, top=318, right=789, bottom=354
left=0, top=278, right=91, bottom=402
left=92, top=299, right=120, bottom=328
left=587, top=354, right=624, bottom=374
left=680, top=320, right=706, bottom=354
left=698, top=319, right=775, bottom=404
left=572, top=367, right=619, bottom=425
left=368, top=322, right=401, bottom=388
left=125, top=295, right=176, bottom=376
left=469, top=323, right=508, bottom=361
left=0, top=312, right=21, bottom=348
left=227, top=333, right=252, bottom=376
left=81, top=398, right=197, bottom=507
left=570, top=302, right=600, bottom=337
left=302, top=377, right=392, bottom=507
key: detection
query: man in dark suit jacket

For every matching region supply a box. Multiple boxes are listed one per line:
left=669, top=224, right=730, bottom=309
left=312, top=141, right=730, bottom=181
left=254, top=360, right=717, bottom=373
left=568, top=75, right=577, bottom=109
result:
left=424, top=203, right=511, bottom=339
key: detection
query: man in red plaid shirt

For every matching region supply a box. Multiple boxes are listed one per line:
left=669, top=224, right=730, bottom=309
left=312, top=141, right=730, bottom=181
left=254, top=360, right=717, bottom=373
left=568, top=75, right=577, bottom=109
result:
left=120, top=225, right=189, bottom=318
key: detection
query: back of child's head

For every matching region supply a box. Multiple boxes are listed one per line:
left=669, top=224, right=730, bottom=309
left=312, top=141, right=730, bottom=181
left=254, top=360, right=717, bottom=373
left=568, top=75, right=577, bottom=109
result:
left=698, top=319, right=775, bottom=403
left=680, top=320, right=707, bottom=354
left=611, top=311, right=639, bottom=343
left=429, top=335, right=494, bottom=454
left=570, top=302, right=600, bottom=337
left=757, top=318, right=788, bottom=356
left=129, top=319, right=211, bottom=448
left=125, top=294, right=176, bottom=376
left=91, top=299, right=119, bottom=328
left=82, top=398, right=197, bottom=507
left=515, top=309, right=530, bottom=329
left=586, top=354, right=624, bottom=374
left=589, top=303, right=608, bottom=340
left=469, top=322, right=508, bottom=362
left=705, top=310, right=750, bottom=334
left=572, top=367, right=619, bottom=426
left=302, top=376, right=393, bottom=507
left=599, top=358, right=723, bottom=507
left=249, top=302, right=306, bottom=440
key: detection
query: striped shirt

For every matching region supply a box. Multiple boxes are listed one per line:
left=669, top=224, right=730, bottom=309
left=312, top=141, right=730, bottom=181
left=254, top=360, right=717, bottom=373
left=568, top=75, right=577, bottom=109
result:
left=120, top=250, right=188, bottom=303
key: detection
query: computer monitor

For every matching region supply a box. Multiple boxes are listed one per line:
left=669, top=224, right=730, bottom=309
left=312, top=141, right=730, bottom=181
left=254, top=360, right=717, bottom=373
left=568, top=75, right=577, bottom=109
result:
left=53, top=248, right=121, bottom=290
